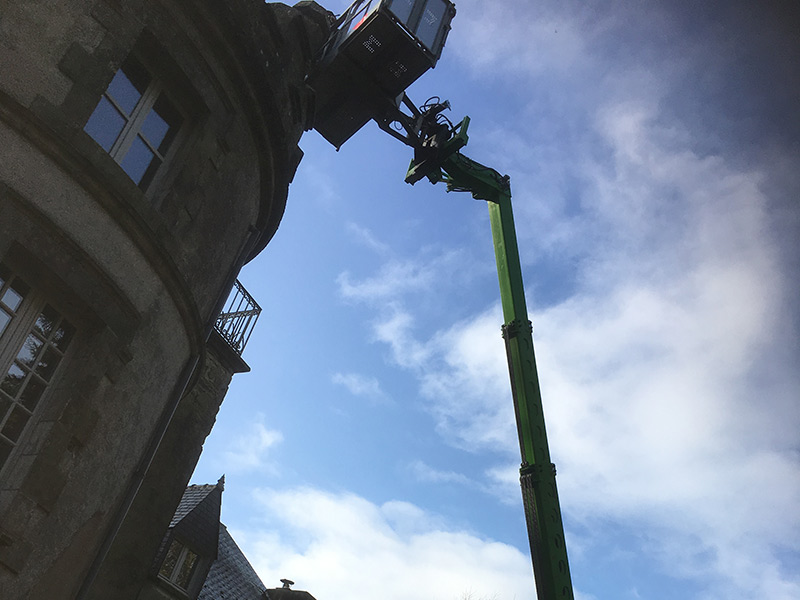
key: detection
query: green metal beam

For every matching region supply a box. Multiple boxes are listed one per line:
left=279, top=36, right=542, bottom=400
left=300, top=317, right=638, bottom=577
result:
left=407, top=142, right=574, bottom=600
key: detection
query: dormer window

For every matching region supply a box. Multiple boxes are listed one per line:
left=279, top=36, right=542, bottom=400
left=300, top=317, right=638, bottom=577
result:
left=84, top=57, right=183, bottom=190
left=158, top=538, right=199, bottom=591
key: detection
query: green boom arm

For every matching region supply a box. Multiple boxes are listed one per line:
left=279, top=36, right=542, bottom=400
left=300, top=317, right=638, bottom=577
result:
left=405, top=119, right=574, bottom=600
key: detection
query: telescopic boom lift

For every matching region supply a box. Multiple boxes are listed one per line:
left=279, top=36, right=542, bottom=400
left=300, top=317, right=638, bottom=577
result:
left=307, top=2, right=574, bottom=598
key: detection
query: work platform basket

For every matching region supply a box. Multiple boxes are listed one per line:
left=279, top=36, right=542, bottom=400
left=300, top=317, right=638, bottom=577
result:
left=309, top=0, right=456, bottom=148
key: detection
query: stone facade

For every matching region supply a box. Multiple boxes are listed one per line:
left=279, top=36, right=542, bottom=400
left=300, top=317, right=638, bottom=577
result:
left=0, top=1, right=331, bottom=598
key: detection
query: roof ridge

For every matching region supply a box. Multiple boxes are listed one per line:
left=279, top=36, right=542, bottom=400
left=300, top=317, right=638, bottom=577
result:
left=185, top=483, right=216, bottom=491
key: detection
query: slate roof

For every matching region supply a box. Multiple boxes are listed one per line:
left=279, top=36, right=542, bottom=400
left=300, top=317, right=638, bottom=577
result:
left=198, top=524, right=267, bottom=600
left=171, top=479, right=224, bottom=559
left=170, top=483, right=219, bottom=527
left=165, top=479, right=315, bottom=600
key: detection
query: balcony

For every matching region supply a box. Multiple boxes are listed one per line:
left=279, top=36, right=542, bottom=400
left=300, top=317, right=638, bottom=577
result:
left=214, top=279, right=261, bottom=356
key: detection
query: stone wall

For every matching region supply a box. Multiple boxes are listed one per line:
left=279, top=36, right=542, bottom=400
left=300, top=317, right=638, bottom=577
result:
left=0, top=1, right=331, bottom=598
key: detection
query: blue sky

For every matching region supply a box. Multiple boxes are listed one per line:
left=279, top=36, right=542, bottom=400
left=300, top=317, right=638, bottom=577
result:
left=191, top=1, right=800, bottom=599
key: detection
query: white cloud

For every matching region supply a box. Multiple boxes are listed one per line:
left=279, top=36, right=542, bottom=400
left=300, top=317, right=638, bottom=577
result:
left=345, top=222, right=391, bottom=255
left=362, top=300, right=514, bottom=452
left=449, top=0, right=588, bottom=77
left=334, top=84, right=800, bottom=600
left=483, top=463, right=521, bottom=506
left=420, top=309, right=513, bottom=450
left=316, top=2, right=799, bottom=598
left=372, top=305, right=434, bottom=370
left=408, top=461, right=525, bottom=509
left=337, top=248, right=466, bottom=303
left=221, top=418, right=284, bottom=473
left=408, top=460, right=474, bottom=487
left=296, top=160, right=342, bottom=213
left=331, top=371, right=390, bottom=404
left=239, top=487, right=535, bottom=600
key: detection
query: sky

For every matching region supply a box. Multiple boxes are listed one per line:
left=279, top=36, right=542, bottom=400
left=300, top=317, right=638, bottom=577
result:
left=191, top=1, right=800, bottom=599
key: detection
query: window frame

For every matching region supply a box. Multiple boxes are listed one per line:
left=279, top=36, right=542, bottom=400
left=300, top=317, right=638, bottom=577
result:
left=84, top=56, right=187, bottom=194
left=157, top=537, right=201, bottom=593
left=0, top=264, right=77, bottom=477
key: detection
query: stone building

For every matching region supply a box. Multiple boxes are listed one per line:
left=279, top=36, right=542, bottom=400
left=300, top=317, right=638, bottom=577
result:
left=0, top=1, right=332, bottom=598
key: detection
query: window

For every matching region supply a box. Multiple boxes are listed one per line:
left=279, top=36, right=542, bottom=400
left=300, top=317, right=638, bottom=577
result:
left=84, top=57, right=183, bottom=190
left=388, top=0, right=415, bottom=23
left=0, top=264, right=75, bottom=471
left=416, top=0, right=450, bottom=51
left=158, top=538, right=199, bottom=591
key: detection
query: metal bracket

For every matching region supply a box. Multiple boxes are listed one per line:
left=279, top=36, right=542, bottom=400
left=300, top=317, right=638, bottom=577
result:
left=520, top=462, right=557, bottom=483
left=501, top=319, right=533, bottom=340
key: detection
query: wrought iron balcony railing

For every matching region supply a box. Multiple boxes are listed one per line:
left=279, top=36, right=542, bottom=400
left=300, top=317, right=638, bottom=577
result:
left=214, top=279, right=261, bottom=356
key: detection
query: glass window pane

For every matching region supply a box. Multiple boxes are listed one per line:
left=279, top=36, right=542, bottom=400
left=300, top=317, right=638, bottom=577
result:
left=2, top=405, right=30, bottom=442
left=107, top=64, right=148, bottom=115
left=0, top=263, right=8, bottom=287
left=19, top=377, right=46, bottom=411
left=84, top=97, right=126, bottom=152
left=53, top=320, right=76, bottom=352
left=388, top=0, right=415, bottom=24
left=0, top=309, right=10, bottom=337
left=34, top=347, right=61, bottom=381
left=159, top=540, right=182, bottom=579
left=416, top=0, right=448, bottom=51
left=16, top=334, right=44, bottom=368
left=141, top=109, right=170, bottom=151
left=2, top=288, right=22, bottom=312
left=175, top=549, right=198, bottom=588
left=120, top=136, right=157, bottom=185
left=2, top=277, right=29, bottom=312
left=35, top=305, right=60, bottom=339
left=1, top=364, right=27, bottom=397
